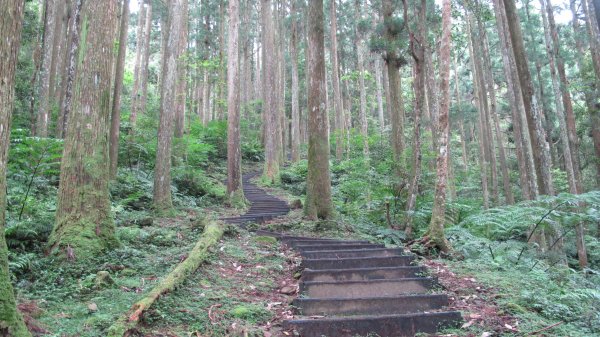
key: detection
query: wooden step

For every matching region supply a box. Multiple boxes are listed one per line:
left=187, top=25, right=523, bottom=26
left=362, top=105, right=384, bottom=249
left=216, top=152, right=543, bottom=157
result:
left=283, top=311, right=462, bottom=337
left=300, top=278, right=437, bottom=298
left=300, top=248, right=404, bottom=259
left=296, top=243, right=385, bottom=252
left=302, top=255, right=414, bottom=270
left=292, top=294, right=449, bottom=316
left=301, top=266, right=426, bottom=282
left=288, top=239, right=371, bottom=248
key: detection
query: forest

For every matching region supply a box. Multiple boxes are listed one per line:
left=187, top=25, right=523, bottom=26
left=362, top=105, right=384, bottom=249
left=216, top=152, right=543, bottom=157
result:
left=1, top=0, right=600, bottom=336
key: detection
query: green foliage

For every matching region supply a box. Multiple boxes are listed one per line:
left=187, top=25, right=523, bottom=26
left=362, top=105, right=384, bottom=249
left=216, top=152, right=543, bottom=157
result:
left=171, top=167, right=225, bottom=205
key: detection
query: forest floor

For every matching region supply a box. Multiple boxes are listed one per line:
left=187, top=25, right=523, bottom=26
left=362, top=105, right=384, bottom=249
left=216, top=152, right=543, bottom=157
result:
left=15, top=173, right=575, bottom=337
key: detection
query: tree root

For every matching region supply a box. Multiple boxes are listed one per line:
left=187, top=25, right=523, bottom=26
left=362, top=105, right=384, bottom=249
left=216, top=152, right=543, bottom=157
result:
left=106, top=221, right=224, bottom=337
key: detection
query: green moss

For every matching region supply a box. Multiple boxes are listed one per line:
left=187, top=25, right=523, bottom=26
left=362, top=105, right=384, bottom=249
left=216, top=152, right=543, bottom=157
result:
left=229, top=304, right=271, bottom=322
left=106, top=221, right=224, bottom=337
left=252, top=236, right=278, bottom=245
left=228, top=188, right=248, bottom=210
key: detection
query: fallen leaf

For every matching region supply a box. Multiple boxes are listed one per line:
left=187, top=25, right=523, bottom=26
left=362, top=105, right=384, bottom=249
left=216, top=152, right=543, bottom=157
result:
left=280, top=285, right=297, bottom=295
left=481, top=332, right=492, bottom=337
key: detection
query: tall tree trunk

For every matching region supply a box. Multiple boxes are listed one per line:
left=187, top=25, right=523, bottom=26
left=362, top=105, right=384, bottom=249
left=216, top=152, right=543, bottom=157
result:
left=502, top=0, right=554, bottom=196
left=49, top=0, right=119, bottom=258
left=37, top=0, right=57, bottom=137
left=470, top=13, right=500, bottom=206
left=545, top=0, right=581, bottom=188
left=109, top=0, right=130, bottom=179
left=355, top=0, right=369, bottom=156
left=429, top=0, right=452, bottom=253
left=375, top=58, right=386, bottom=132
left=478, top=12, right=514, bottom=204
left=382, top=0, right=405, bottom=164
left=54, top=0, right=71, bottom=138
left=57, top=0, right=82, bottom=140
left=330, top=0, right=345, bottom=160
left=138, top=1, right=153, bottom=116
left=404, top=0, right=425, bottom=237
left=261, top=0, right=280, bottom=182
left=227, top=0, right=244, bottom=205
left=305, top=0, right=334, bottom=220
left=174, top=0, right=188, bottom=138
left=493, top=0, right=537, bottom=200
left=129, top=2, right=146, bottom=130
left=0, top=1, right=31, bottom=335
left=577, top=0, right=600, bottom=186
left=153, top=0, right=183, bottom=212
left=290, top=0, right=300, bottom=162
left=217, top=1, right=226, bottom=120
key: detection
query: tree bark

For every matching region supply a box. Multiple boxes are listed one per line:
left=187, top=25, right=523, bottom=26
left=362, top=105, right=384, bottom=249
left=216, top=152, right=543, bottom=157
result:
left=355, top=0, right=369, bottom=156
left=493, top=0, right=537, bottom=200
left=290, top=0, right=300, bottom=162
left=382, top=0, right=405, bottom=164
left=49, top=0, right=119, bottom=258
left=404, top=0, right=425, bottom=237
left=0, top=1, right=31, bottom=335
left=174, top=0, right=189, bottom=138
left=478, top=12, right=514, bottom=205
left=37, top=0, right=57, bottom=137
left=138, top=1, right=153, bottom=116
left=57, top=0, right=82, bottom=140
left=502, top=0, right=554, bottom=196
left=305, top=0, right=334, bottom=220
left=330, top=0, right=345, bottom=160
left=109, top=0, right=130, bottom=179
left=261, top=0, right=280, bottom=182
left=375, top=58, right=386, bottom=133
left=153, top=0, right=183, bottom=212
left=428, top=0, right=452, bottom=253
left=129, top=2, right=146, bottom=130
left=226, top=0, right=244, bottom=206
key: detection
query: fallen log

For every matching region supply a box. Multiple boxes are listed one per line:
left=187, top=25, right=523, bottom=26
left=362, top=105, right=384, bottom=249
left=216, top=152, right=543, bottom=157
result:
left=107, top=221, right=224, bottom=337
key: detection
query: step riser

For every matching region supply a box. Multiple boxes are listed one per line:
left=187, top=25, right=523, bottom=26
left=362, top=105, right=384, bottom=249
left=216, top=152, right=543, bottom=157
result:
left=302, top=256, right=414, bottom=270
left=301, top=267, right=426, bottom=282
left=293, top=295, right=449, bottom=316
left=302, top=279, right=435, bottom=298
left=296, top=244, right=385, bottom=251
left=301, top=249, right=403, bottom=259
left=289, top=240, right=370, bottom=248
left=283, top=312, right=462, bottom=337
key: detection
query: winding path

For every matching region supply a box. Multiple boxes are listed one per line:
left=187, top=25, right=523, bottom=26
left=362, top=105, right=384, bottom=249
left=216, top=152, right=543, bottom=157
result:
left=222, top=173, right=462, bottom=336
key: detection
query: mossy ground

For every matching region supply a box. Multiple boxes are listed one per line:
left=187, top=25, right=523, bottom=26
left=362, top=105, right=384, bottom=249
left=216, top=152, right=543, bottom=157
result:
left=14, top=209, right=296, bottom=336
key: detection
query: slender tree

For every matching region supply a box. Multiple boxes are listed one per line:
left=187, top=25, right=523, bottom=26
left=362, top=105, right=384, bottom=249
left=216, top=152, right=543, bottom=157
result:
left=290, top=0, right=301, bottom=163
left=48, top=0, right=119, bottom=258
left=226, top=0, right=244, bottom=205
left=153, top=0, right=184, bottom=212
left=109, top=0, right=130, bottom=179
left=129, top=2, right=146, bottom=130
left=174, top=0, right=189, bottom=138
left=355, top=0, right=369, bottom=156
left=138, top=1, right=153, bottom=116
left=330, top=0, right=345, bottom=160
left=305, top=0, right=334, bottom=220
left=0, top=1, right=32, bottom=335
left=261, top=0, right=280, bottom=182
left=502, top=0, right=554, bottom=196
left=37, top=0, right=57, bottom=137
left=428, top=0, right=452, bottom=253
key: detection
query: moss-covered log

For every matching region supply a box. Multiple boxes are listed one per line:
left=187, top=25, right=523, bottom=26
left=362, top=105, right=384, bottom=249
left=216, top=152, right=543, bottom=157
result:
left=106, top=222, right=224, bottom=337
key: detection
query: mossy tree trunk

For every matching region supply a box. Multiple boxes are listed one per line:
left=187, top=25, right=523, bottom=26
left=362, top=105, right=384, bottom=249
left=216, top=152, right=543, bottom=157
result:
left=49, top=0, right=119, bottom=259
left=36, top=0, right=57, bottom=137
left=0, top=2, right=31, bottom=335
left=226, top=0, right=245, bottom=206
left=305, top=0, right=334, bottom=220
left=154, top=0, right=184, bottom=213
left=428, top=0, right=452, bottom=254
